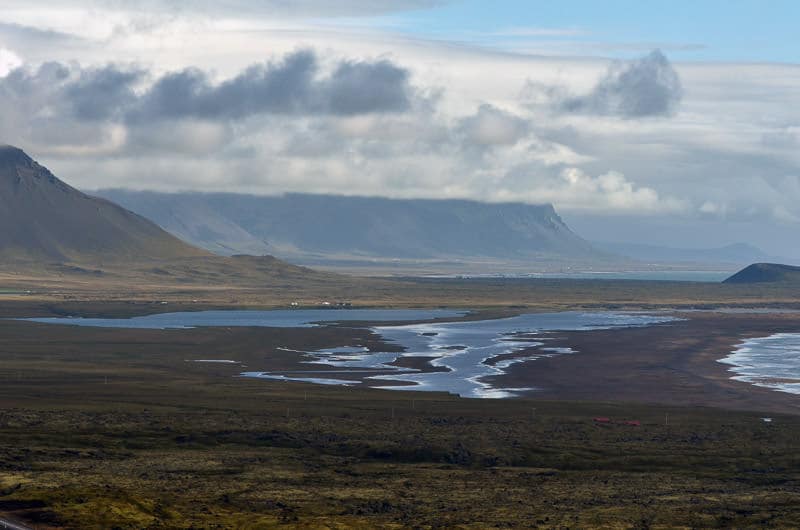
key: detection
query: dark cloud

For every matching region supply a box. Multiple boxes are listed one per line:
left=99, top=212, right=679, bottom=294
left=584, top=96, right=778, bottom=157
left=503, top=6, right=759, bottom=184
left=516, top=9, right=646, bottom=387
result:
left=0, top=49, right=416, bottom=137
left=561, top=50, right=683, bottom=118
left=132, top=52, right=316, bottom=121
left=66, top=66, right=144, bottom=121
left=128, top=50, right=415, bottom=121
left=324, top=58, right=413, bottom=115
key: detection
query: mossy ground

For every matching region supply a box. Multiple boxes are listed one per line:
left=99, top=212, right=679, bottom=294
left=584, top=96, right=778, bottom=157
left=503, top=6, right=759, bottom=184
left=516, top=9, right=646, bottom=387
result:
left=2, top=377, right=800, bottom=528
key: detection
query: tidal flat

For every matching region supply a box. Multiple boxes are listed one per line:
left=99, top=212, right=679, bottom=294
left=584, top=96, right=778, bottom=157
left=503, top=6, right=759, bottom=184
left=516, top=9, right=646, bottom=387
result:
left=2, top=304, right=800, bottom=527
left=25, top=309, right=677, bottom=398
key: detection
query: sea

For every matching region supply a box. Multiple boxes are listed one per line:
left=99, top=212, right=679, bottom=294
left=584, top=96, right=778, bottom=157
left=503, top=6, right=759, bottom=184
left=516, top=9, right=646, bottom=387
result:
left=720, top=334, right=800, bottom=395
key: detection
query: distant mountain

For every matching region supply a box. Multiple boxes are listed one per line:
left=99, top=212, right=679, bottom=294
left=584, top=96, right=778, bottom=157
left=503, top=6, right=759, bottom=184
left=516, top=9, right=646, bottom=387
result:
left=723, top=263, right=800, bottom=284
left=93, top=190, right=623, bottom=270
left=0, top=146, right=209, bottom=264
left=594, top=241, right=770, bottom=266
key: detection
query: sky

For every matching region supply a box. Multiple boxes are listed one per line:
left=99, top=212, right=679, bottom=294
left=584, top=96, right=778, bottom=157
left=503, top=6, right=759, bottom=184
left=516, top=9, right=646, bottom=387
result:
left=0, top=0, right=798, bottom=257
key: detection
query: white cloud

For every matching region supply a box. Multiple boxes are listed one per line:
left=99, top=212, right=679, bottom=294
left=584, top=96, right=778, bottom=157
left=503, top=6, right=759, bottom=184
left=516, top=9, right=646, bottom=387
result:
left=0, top=48, right=22, bottom=77
left=458, top=104, right=529, bottom=146
left=493, top=167, right=687, bottom=214
left=699, top=200, right=726, bottom=216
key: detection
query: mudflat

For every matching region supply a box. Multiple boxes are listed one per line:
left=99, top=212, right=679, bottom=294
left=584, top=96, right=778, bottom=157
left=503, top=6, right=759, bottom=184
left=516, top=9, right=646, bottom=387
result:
left=497, top=311, right=800, bottom=414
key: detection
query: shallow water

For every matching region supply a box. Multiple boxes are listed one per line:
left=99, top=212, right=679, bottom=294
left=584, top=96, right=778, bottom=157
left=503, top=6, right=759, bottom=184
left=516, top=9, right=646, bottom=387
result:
left=432, top=271, right=731, bottom=282
left=24, top=308, right=677, bottom=398
left=22, top=309, right=466, bottom=329
left=247, top=311, right=677, bottom=398
left=720, top=334, right=800, bottom=394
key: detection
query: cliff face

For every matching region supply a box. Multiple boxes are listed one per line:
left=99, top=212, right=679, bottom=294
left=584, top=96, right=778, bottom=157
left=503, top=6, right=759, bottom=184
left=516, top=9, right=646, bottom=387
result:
left=94, top=190, right=618, bottom=265
left=0, top=146, right=209, bottom=264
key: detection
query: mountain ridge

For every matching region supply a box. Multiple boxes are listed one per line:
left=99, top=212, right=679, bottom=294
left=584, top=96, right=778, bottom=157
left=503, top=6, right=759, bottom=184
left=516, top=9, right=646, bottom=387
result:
left=94, top=189, right=623, bottom=270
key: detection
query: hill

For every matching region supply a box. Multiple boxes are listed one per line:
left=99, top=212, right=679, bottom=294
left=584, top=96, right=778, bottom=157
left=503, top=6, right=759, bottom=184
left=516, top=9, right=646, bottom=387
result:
left=0, top=146, right=209, bottom=264
left=94, top=190, right=625, bottom=272
left=723, top=263, right=800, bottom=284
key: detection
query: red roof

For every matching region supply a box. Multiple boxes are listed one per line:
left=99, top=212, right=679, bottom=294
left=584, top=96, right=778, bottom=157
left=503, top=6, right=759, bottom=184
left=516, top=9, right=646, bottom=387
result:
left=593, top=417, right=611, bottom=423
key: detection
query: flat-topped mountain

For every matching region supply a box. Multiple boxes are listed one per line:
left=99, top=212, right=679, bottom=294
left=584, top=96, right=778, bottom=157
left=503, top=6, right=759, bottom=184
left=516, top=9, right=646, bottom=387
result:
left=723, top=263, right=800, bottom=284
left=95, top=190, right=623, bottom=270
left=0, top=146, right=209, bottom=264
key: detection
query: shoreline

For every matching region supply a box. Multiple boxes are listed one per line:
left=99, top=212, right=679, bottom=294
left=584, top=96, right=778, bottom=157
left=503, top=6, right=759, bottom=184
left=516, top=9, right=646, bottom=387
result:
left=491, top=311, right=800, bottom=414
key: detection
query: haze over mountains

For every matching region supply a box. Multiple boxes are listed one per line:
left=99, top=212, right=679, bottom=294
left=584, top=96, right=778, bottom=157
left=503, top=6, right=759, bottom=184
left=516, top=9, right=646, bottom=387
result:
left=594, top=241, right=776, bottom=267
left=95, top=190, right=625, bottom=272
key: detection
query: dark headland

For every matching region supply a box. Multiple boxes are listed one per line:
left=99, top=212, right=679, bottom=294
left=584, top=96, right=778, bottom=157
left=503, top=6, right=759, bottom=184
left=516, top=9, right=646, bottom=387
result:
left=724, top=262, right=800, bottom=284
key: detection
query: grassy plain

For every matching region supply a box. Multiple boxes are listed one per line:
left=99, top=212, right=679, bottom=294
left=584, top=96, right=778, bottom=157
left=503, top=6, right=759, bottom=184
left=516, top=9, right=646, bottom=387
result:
left=3, top=265, right=800, bottom=314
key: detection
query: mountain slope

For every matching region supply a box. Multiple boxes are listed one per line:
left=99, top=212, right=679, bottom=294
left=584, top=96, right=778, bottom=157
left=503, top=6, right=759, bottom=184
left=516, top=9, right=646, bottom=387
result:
left=94, top=190, right=621, bottom=268
left=0, top=146, right=210, bottom=264
left=723, top=263, right=800, bottom=284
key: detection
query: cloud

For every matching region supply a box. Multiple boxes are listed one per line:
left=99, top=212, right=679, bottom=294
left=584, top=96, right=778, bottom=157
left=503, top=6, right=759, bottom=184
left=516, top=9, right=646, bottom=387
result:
left=128, top=50, right=416, bottom=121
left=0, top=48, right=22, bottom=77
left=0, top=22, right=84, bottom=49
left=66, top=65, right=144, bottom=120
left=762, top=127, right=798, bottom=149
left=496, top=167, right=687, bottom=214
left=699, top=200, right=726, bottom=216
left=0, top=50, right=418, bottom=143
left=457, top=104, right=529, bottom=146
left=559, top=50, right=683, bottom=118
left=322, top=58, right=414, bottom=115
left=0, top=0, right=446, bottom=19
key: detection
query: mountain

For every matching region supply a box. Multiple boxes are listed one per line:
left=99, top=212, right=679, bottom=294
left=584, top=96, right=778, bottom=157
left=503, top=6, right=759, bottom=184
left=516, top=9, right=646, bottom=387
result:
left=0, top=146, right=209, bottom=264
left=594, top=241, right=771, bottom=266
left=93, top=190, right=623, bottom=270
left=723, top=263, right=800, bottom=284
